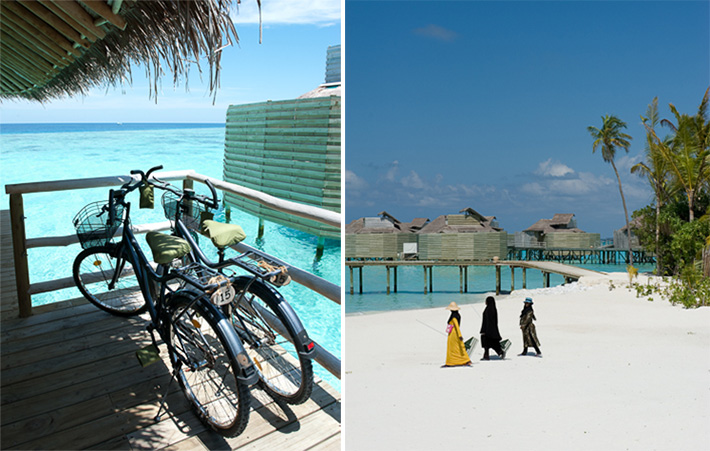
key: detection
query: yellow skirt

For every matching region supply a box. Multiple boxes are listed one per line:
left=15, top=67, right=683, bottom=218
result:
left=445, top=318, right=471, bottom=366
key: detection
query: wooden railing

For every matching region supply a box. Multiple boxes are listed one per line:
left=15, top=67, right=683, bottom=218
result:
left=4, top=169, right=341, bottom=378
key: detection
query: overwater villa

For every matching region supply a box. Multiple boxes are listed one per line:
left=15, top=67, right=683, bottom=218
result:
left=222, top=45, right=341, bottom=256
left=345, top=211, right=422, bottom=259
left=517, top=213, right=601, bottom=248
left=613, top=217, right=642, bottom=249
left=417, top=207, right=507, bottom=260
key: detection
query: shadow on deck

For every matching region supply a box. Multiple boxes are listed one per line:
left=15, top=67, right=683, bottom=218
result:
left=0, top=212, right=341, bottom=450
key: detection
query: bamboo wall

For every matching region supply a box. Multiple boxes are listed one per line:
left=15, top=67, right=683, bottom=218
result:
left=613, top=229, right=640, bottom=249
left=325, top=45, right=340, bottom=84
left=418, top=232, right=508, bottom=261
left=544, top=232, right=601, bottom=249
left=223, top=97, right=341, bottom=239
left=345, top=233, right=417, bottom=260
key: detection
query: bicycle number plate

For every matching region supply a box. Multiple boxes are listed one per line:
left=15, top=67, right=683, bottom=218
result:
left=209, top=281, right=235, bottom=306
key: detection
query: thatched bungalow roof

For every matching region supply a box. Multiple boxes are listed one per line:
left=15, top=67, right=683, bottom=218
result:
left=525, top=213, right=584, bottom=233
left=418, top=207, right=503, bottom=234
left=346, top=212, right=427, bottom=234
left=0, top=0, right=244, bottom=102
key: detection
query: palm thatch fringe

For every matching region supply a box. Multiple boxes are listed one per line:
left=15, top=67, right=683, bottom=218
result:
left=1, top=0, right=244, bottom=103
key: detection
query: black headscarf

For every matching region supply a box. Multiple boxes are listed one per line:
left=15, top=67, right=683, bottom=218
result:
left=520, top=302, right=536, bottom=320
left=480, top=296, right=501, bottom=341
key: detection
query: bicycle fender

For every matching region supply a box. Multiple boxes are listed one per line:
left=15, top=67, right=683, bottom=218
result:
left=234, top=277, right=315, bottom=359
left=199, top=299, right=259, bottom=386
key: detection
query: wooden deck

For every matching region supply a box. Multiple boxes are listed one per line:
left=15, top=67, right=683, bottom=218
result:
left=0, top=211, right=341, bottom=450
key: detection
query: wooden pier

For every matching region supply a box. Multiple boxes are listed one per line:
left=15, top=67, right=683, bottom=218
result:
left=507, top=246, right=655, bottom=265
left=0, top=210, right=341, bottom=450
left=346, top=259, right=606, bottom=295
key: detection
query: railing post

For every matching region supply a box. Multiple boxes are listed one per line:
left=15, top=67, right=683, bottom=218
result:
left=9, top=193, right=32, bottom=317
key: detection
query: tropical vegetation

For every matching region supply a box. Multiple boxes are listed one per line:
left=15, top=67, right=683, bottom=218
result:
left=629, top=88, right=710, bottom=307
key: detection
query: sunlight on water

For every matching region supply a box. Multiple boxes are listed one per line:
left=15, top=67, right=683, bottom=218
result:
left=1, top=123, right=341, bottom=391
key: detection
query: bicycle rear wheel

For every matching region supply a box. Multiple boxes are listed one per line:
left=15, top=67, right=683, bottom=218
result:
left=73, top=245, right=147, bottom=316
left=231, top=279, right=314, bottom=405
left=168, top=292, right=251, bottom=436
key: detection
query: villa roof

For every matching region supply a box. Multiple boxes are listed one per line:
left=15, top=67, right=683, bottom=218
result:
left=346, top=213, right=429, bottom=234
left=525, top=213, right=583, bottom=233
left=418, top=208, right=502, bottom=234
left=0, top=0, right=243, bottom=102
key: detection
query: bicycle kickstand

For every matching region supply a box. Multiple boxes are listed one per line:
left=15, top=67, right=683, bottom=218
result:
left=154, top=367, right=179, bottom=422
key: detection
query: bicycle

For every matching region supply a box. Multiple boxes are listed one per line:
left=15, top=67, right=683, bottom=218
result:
left=156, top=174, right=316, bottom=405
left=72, top=166, right=257, bottom=436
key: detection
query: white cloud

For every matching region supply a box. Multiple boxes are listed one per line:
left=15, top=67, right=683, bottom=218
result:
left=345, top=169, right=368, bottom=191
left=401, top=170, right=425, bottom=189
left=413, top=24, right=459, bottom=42
left=382, top=160, right=400, bottom=182
left=232, top=0, right=340, bottom=26
left=535, top=159, right=574, bottom=177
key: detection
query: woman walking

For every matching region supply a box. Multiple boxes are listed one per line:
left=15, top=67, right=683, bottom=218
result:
left=444, top=302, right=472, bottom=367
left=519, top=297, right=542, bottom=357
left=480, top=296, right=505, bottom=360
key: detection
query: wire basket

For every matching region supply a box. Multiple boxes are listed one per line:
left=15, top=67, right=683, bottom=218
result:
left=162, top=191, right=210, bottom=232
left=73, top=201, right=124, bottom=249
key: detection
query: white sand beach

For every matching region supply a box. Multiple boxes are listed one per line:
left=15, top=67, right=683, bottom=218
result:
left=343, top=273, right=710, bottom=451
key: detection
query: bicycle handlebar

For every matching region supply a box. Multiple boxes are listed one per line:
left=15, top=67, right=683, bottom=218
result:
left=110, top=167, right=219, bottom=222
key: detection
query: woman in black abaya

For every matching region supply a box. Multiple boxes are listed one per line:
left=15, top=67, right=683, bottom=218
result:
left=480, top=296, right=505, bottom=360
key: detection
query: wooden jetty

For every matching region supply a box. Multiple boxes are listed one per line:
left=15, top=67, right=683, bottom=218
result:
left=0, top=209, right=341, bottom=450
left=507, top=246, right=655, bottom=265
left=345, top=259, right=607, bottom=295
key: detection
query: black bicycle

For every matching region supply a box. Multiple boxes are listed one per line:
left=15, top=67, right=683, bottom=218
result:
left=156, top=174, right=316, bottom=405
left=72, top=166, right=257, bottom=436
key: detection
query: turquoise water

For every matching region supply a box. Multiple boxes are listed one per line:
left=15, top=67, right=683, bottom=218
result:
left=345, top=262, right=656, bottom=313
left=0, top=123, right=341, bottom=391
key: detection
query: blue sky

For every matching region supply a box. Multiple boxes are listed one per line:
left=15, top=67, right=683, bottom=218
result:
left=345, top=0, right=710, bottom=237
left=0, top=0, right=340, bottom=123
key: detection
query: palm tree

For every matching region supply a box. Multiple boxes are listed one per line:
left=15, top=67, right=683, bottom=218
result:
left=649, top=88, right=710, bottom=222
left=633, top=97, right=674, bottom=273
left=588, top=115, right=634, bottom=266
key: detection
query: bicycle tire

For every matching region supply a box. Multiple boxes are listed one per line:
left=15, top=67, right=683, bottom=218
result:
left=73, top=245, right=148, bottom=316
left=168, top=291, right=251, bottom=436
left=231, top=279, right=314, bottom=405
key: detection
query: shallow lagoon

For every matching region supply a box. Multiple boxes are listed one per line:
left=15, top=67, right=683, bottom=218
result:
left=0, top=123, right=341, bottom=391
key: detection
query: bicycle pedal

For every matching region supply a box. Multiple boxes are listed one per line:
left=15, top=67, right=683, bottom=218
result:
left=136, top=344, right=161, bottom=367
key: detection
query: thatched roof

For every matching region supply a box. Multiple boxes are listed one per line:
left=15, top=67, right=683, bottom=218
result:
left=346, top=212, right=427, bottom=235
left=0, top=0, right=245, bottom=102
left=525, top=213, right=583, bottom=233
left=418, top=208, right=502, bottom=234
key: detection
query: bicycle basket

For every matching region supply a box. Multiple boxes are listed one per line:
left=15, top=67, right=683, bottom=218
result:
left=161, top=191, right=210, bottom=232
left=73, top=201, right=124, bottom=249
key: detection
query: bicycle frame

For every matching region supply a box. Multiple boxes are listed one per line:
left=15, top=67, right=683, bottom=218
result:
left=168, top=205, right=315, bottom=360
left=110, top=192, right=258, bottom=384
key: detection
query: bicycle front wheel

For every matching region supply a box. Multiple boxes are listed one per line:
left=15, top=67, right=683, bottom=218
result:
left=232, top=280, right=314, bottom=405
left=73, top=245, right=147, bottom=316
left=168, top=292, right=251, bottom=436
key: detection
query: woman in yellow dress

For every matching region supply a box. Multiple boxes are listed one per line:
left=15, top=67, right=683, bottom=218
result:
left=444, top=302, right=472, bottom=367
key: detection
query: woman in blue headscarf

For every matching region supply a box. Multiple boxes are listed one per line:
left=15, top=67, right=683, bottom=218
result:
left=519, top=297, right=542, bottom=357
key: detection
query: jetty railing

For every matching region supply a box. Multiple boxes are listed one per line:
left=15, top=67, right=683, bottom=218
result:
left=5, top=170, right=341, bottom=378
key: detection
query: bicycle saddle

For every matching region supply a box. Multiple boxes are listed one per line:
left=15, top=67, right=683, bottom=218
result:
left=146, top=231, right=191, bottom=264
left=200, top=220, right=246, bottom=249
